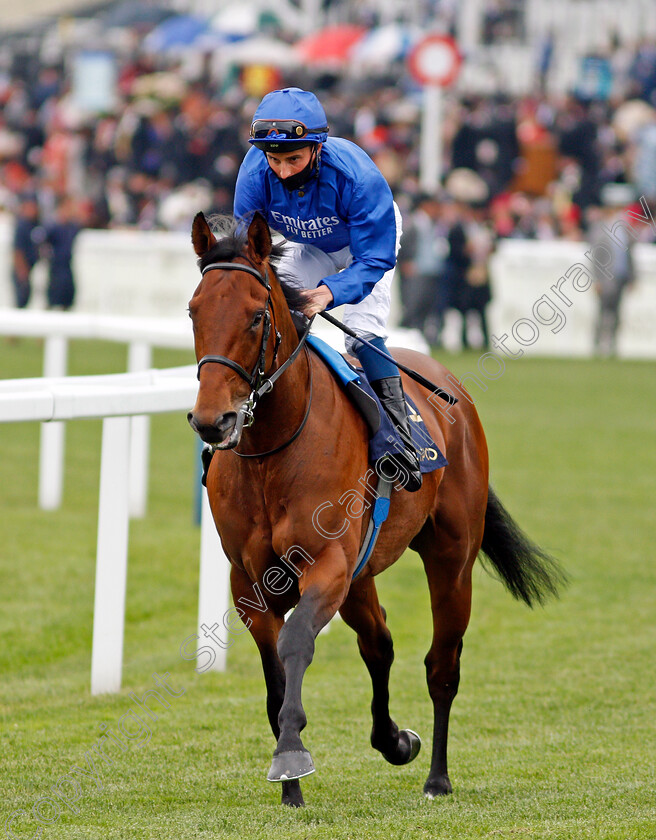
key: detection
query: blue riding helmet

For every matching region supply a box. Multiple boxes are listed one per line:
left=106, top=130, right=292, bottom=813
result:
left=249, top=88, right=329, bottom=152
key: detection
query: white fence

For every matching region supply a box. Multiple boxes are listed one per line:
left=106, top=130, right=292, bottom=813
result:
left=0, top=360, right=229, bottom=696
left=488, top=240, right=656, bottom=359
left=0, top=308, right=192, bottom=516
left=0, top=309, right=229, bottom=696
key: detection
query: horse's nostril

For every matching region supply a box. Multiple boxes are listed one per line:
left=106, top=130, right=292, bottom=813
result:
left=187, top=411, right=201, bottom=433
left=188, top=411, right=238, bottom=444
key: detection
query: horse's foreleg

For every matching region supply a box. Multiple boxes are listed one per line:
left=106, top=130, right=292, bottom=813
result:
left=229, top=567, right=303, bottom=807
left=268, top=548, right=349, bottom=783
left=259, top=642, right=305, bottom=806
left=339, top=577, right=421, bottom=766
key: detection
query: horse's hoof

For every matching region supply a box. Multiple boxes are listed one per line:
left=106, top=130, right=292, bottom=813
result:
left=424, top=774, right=452, bottom=797
left=401, top=729, right=422, bottom=764
left=267, top=749, right=315, bottom=782
left=381, top=728, right=422, bottom=765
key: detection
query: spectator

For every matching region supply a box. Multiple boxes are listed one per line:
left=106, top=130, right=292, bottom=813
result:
left=442, top=203, right=470, bottom=350
left=555, top=97, right=601, bottom=209
left=587, top=184, right=637, bottom=356
left=44, top=197, right=82, bottom=310
left=443, top=169, right=494, bottom=350
left=398, top=193, right=449, bottom=343
left=450, top=97, right=520, bottom=198
left=10, top=193, right=42, bottom=309
left=628, top=40, right=656, bottom=104
left=462, top=202, right=495, bottom=350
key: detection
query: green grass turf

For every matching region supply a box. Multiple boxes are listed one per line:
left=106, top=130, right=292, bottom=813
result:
left=1, top=340, right=654, bottom=839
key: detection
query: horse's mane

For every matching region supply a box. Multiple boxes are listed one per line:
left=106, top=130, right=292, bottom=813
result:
left=198, top=214, right=308, bottom=317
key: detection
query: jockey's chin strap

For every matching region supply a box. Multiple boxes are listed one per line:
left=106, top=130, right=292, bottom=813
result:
left=196, top=260, right=313, bottom=445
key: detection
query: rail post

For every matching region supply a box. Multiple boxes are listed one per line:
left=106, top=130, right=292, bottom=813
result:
left=91, top=415, right=131, bottom=695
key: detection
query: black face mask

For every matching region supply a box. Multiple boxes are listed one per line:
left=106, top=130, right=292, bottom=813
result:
left=276, top=148, right=318, bottom=192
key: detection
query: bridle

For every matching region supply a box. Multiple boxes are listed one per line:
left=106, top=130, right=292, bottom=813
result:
left=195, top=259, right=313, bottom=456
left=197, top=260, right=280, bottom=391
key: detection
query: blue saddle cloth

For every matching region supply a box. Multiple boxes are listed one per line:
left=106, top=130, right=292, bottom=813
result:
left=306, top=335, right=447, bottom=473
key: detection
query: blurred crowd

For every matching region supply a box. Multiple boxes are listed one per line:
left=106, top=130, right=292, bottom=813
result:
left=1, top=7, right=656, bottom=339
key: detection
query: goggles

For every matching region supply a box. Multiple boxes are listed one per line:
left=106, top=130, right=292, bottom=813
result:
left=250, top=119, right=328, bottom=141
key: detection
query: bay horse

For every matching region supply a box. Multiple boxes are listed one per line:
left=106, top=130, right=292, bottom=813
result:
left=187, top=211, right=565, bottom=807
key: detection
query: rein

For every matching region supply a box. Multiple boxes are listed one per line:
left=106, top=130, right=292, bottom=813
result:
left=234, top=345, right=313, bottom=459
left=196, top=259, right=313, bottom=456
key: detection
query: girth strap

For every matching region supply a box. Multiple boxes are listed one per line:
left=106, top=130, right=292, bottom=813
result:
left=352, top=475, right=392, bottom=579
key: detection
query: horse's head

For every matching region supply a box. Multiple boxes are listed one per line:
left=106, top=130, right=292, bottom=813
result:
left=187, top=211, right=282, bottom=448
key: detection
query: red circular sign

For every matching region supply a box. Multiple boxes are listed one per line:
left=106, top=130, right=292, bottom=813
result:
left=408, top=35, right=461, bottom=87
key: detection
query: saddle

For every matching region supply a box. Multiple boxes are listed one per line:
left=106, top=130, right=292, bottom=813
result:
left=305, top=335, right=448, bottom=473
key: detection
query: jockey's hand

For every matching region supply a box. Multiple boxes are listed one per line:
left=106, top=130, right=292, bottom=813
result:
left=299, top=285, right=334, bottom=318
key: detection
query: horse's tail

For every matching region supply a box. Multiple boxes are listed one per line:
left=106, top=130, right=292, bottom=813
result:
left=479, top=485, right=568, bottom=607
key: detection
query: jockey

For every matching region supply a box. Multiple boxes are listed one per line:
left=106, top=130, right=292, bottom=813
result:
left=234, top=87, right=422, bottom=491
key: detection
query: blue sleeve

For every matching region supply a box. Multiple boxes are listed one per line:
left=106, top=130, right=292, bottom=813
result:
left=318, top=178, right=397, bottom=309
left=234, top=153, right=265, bottom=219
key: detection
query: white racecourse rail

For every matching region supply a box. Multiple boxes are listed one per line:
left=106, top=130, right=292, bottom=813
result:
left=0, top=308, right=429, bottom=695
left=0, top=308, right=191, bottom=517
left=0, top=362, right=215, bottom=695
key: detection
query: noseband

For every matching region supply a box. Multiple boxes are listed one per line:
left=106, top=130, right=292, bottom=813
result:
left=195, top=259, right=312, bottom=455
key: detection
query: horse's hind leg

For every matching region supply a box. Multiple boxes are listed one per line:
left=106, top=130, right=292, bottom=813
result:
left=416, top=527, right=476, bottom=797
left=339, top=577, right=421, bottom=766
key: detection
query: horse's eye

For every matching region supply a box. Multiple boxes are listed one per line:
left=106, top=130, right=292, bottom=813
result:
left=251, top=311, right=264, bottom=329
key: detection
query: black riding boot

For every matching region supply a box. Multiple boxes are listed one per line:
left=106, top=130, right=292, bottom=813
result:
left=371, top=376, right=423, bottom=492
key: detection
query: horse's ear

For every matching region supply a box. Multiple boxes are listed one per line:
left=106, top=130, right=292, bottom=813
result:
left=191, top=211, right=216, bottom=257
left=247, top=212, right=272, bottom=264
